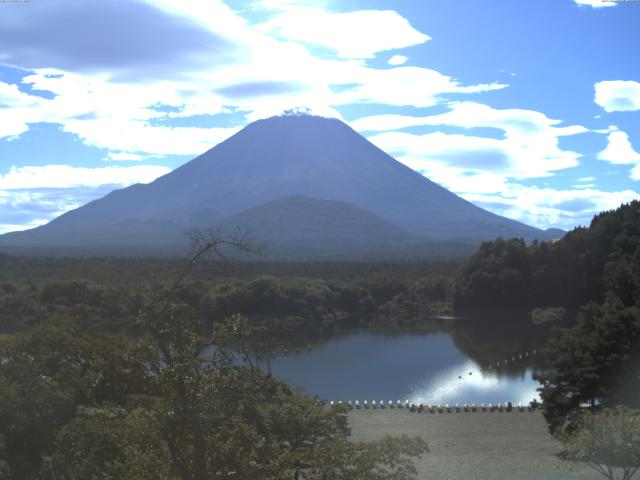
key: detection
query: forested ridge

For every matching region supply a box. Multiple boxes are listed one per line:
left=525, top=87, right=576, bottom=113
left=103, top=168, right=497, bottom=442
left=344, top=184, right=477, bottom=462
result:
left=453, top=200, right=640, bottom=313
left=453, top=201, right=640, bottom=434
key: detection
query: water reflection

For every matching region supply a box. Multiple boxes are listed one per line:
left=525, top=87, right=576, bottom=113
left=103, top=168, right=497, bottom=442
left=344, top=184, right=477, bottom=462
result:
left=270, top=326, right=544, bottom=404
left=406, top=359, right=539, bottom=405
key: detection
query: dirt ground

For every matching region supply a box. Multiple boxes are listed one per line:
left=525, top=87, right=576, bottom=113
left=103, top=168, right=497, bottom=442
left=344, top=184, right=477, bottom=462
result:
left=348, top=409, right=601, bottom=480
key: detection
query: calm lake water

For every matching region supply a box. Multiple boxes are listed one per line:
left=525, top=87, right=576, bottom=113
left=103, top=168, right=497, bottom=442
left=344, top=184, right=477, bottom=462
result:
left=269, top=330, right=541, bottom=405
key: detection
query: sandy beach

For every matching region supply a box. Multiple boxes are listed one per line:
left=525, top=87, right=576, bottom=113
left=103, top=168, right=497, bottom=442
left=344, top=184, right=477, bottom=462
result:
left=348, top=409, right=600, bottom=480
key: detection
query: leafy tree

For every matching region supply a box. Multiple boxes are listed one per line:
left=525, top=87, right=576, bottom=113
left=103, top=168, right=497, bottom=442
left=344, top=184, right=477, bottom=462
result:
left=41, top=406, right=172, bottom=480
left=562, top=407, right=640, bottom=480
left=0, top=318, right=146, bottom=479
left=536, top=296, right=640, bottom=434
left=136, top=286, right=427, bottom=480
left=452, top=201, right=640, bottom=313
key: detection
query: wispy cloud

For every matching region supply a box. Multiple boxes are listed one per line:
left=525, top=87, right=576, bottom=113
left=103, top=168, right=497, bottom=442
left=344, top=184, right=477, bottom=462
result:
left=0, top=164, right=170, bottom=189
left=0, top=164, right=171, bottom=233
left=256, top=7, right=429, bottom=59
left=574, top=0, right=616, bottom=8
left=358, top=102, right=587, bottom=179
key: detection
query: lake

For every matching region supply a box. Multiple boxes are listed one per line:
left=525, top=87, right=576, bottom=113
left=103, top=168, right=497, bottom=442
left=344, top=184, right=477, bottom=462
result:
left=269, top=329, right=542, bottom=405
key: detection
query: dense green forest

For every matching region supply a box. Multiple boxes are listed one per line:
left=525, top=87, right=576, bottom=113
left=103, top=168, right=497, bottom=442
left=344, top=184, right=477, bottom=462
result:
left=452, top=201, right=640, bottom=434
left=453, top=201, right=640, bottom=313
left=0, top=257, right=454, bottom=335
left=1, top=241, right=438, bottom=479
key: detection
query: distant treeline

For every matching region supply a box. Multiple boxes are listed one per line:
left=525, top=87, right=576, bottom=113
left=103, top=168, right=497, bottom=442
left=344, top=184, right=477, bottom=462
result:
left=0, top=258, right=454, bottom=335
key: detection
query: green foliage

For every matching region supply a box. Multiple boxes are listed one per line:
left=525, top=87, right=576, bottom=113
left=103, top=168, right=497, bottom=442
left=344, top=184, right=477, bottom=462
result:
left=202, top=275, right=377, bottom=333
left=0, top=319, right=147, bottom=479
left=452, top=238, right=533, bottom=311
left=379, top=276, right=452, bottom=325
left=453, top=201, right=640, bottom=313
left=0, top=238, right=439, bottom=478
left=0, top=294, right=427, bottom=480
left=41, top=406, right=172, bottom=480
left=451, top=201, right=640, bottom=435
left=0, top=258, right=456, bottom=336
left=536, top=296, right=640, bottom=434
left=562, top=407, right=640, bottom=480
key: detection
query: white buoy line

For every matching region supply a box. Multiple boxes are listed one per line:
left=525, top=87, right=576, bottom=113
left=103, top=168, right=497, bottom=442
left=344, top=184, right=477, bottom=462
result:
left=324, top=400, right=537, bottom=413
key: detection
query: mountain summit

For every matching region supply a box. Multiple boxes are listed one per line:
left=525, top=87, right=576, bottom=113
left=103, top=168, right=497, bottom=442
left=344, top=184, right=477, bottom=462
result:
left=0, top=114, right=558, bottom=257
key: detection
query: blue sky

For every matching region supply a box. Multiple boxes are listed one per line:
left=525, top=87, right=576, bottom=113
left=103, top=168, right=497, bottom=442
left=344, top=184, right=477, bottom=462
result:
left=1, top=0, right=639, bottom=233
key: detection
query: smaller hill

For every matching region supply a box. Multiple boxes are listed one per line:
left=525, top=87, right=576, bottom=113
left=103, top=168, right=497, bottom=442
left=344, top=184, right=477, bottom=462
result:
left=220, top=195, right=410, bottom=243
left=218, top=195, right=418, bottom=260
left=218, top=195, right=479, bottom=261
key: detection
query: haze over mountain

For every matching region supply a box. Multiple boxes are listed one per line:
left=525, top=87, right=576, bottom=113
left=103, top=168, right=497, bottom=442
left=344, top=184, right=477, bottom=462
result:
left=0, top=114, right=561, bottom=258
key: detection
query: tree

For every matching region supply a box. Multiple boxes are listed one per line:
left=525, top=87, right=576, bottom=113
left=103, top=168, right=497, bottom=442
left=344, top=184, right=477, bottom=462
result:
left=41, top=406, right=172, bottom=480
left=536, top=296, right=640, bottom=434
left=562, top=407, right=640, bottom=480
left=0, top=317, right=146, bottom=479
left=136, top=294, right=427, bottom=480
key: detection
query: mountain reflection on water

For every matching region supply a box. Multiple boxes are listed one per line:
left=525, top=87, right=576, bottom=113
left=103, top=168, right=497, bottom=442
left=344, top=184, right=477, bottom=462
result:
left=269, top=317, right=549, bottom=405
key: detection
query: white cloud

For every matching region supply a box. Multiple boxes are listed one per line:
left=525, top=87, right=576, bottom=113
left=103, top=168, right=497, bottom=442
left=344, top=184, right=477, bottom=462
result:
left=594, top=80, right=640, bottom=112
left=360, top=102, right=586, bottom=179
left=0, top=164, right=172, bottom=233
left=105, top=152, right=144, bottom=161
left=597, top=129, right=640, bottom=165
left=597, top=128, right=640, bottom=179
left=0, top=81, right=47, bottom=139
left=0, top=1, right=507, bottom=155
left=256, top=8, right=429, bottom=59
left=0, top=220, right=46, bottom=235
left=62, top=119, right=241, bottom=156
left=387, top=155, right=638, bottom=229
left=352, top=102, right=587, bottom=136
left=0, top=164, right=170, bottom=189
left=464, top=185, right=638, bottom=230
left=574, top=0, right=616, bottom=7
left=388, top=55, right=408, bottom=66
left=333, top=68, right=507, bottom=108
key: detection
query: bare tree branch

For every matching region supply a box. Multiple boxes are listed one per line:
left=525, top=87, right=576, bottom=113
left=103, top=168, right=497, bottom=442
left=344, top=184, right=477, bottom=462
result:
left=173, top=226, right=264, bottom=287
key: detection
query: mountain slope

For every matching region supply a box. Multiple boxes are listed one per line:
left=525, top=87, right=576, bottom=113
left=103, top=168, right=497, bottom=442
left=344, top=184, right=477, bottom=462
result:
left=0, top=114, right=557, bottom=254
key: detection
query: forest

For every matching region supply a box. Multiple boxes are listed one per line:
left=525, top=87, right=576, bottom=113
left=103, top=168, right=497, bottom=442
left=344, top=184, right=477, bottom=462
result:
left=452, top=201, right=640, bottom=435
left=1, top=201, right=640, bottom=478
left=1, top=243, right=449, bottom=479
